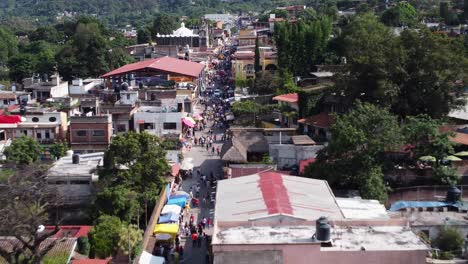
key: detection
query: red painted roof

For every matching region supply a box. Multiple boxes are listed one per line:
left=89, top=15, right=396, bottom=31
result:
left=71, top=259, right=111, bottom=264
left=298, top=112, right=335, bottom=128
left=46, top=225, right=92, bottom=238
left=0, top=115, right=22, bottom=124
left=258, top=171, right=293, bottom=215
left=273, top=93, right=298, bottom=103
left=299, top=158, right=316, bottom=174
left=231, top=167, right=272, bottom=178
left=102, top=57, right=205, bottom=78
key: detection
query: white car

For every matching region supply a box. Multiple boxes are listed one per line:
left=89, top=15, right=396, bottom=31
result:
left=214, top=89, right=221, bottom=97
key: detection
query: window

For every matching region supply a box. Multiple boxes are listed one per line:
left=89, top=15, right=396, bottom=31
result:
left=126, top=94, right=130, bottom=100
left=22, top=130, right=27, bottom=136
left=36, top=133, right=42, bottom=139
left=76, top=130, right=87, bottom=137
left=92, top=130, right=105, bottom=137
left=70, top=180, right=90, bottom=185
left=163, top=122, right=177, bottom=130
left=3, top=100, right=8, bottom=105
left=45, top=131, right=50, bottom=139
left=32, top=117, right=39, bottom=122
left=117, top=124, right=126, bottom=132
left=49, top=117, right=57, bottom=122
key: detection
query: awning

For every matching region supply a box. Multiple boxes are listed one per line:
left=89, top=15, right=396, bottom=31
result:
left=167, top=195, right=188, bottom=208
left=182, top=118, right=194, bottom=128
left=185, top=117, right=196, bottom=124
left=0, top=115, right=22, bottom=124
left=153, top=223, right=179, bottom=239
left=158, top=212, right=179, bottom=223
left=139, top=251, right=165, bottom=264
left=161, top=204, right=182, bottom=215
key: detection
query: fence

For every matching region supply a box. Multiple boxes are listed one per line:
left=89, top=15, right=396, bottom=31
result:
left=387, top=184, right=468, bottom=206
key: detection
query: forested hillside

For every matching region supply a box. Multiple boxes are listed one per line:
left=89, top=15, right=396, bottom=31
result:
left=0, top=0, right=278, bottom=28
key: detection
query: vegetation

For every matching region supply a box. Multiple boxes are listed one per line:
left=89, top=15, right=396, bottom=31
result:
left=49, top=141, right=69, bottom=160
left=0, top=167, right=63, bottom=263
left=89, top=215, right=123, bottom=258
left=381, top=2, right=419, bottom=27
left=433, top=228, right=464, bottom=256
left=77, top=236, right=91, bottom=256
left=4, top=136, right=43, bottom=165
left=93, top=132, right=169, bottom=225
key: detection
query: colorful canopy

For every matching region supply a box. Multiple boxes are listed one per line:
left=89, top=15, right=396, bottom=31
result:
left=161, top=204, right=182, bottom=215
left=158, top=212, right=179, bottom=223
left=0, top=115, right=22, bottom=124
left=153, top=224, right=179, bottom=239
left=167, top=195, right=188, bottom=207
left=185, top=117, right=196, bottom=124
left=182, top=118, right=194, bottom=128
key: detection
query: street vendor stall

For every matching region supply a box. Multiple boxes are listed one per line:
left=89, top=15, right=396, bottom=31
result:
left=153, top=223, right=179, bottom=240
left=158, top=212, right=179, bottom=224
left=167, top=195, right=188, bottom=208
left=161, top=204, right=182, bottom=215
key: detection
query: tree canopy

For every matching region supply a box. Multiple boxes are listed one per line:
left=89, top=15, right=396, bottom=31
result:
left=89, top=215, right=123, bottom=258
left=4, top=136, right=43, bottom=165
left=381, top=2, right=419, bottom=27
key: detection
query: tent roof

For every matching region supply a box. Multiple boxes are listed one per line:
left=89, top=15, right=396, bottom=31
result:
left=102, top=57, right=205, bottom=78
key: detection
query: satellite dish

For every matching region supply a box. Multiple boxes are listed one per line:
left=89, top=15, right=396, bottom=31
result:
left=37, top=225, right=45, bottom=233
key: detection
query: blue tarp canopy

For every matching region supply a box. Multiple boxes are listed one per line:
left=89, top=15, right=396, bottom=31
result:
left=158, top=212, right=179, bottom=223
left=167, top=195, right=188, bottom=208
left=389, top=201, right=452, bottom=212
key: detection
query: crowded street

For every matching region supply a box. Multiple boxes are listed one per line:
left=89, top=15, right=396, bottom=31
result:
left=152, top=45, right=236, bottom=264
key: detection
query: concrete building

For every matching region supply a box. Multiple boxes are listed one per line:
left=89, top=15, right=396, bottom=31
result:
left=231, top=47, right=277, bottom=79
left=0, top=107, right=68, bottom=144
left=133, top=106, right=184, bottom=137
left=69, top=78, right=103, bottom=95
left=23, top=74, right=69, bottom=102
left=273, top=93, right=299, bottom=128
left=47, top=152, right=104, bottom=205
left=204, top=14, right=237, bottom=29
left=0, top=91, right=31, bottom=107
left=69, top=115, right=112, bottom=153
left=212, top=172, right=429, bottom=264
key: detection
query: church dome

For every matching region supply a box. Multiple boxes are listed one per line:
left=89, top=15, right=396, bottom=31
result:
left=172, top=22, right=197, bottom=37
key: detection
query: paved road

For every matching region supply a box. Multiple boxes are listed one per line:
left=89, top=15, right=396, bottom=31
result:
left=178, top=103, right=225, bottom=264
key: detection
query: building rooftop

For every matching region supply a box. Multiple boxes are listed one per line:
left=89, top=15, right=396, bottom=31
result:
left=298, top=112, right=335, bottom=128
left=47, top=152, right=104, bottom=178
left=214, top=225, right=428, bottom=251
left=335, top=198, right=389, bottom=220
left=389, top=211, right=468, bottom=226
left=215, top=172, right=344, bottom=222
left=102, top=57, right=205, bottom=78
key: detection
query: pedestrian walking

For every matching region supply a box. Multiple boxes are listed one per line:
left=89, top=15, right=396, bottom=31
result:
left=191, top=233, right=198, bottom=247
left=216, top=146, right=220, bottom=156
left=211, top=146, right=215, bottom=154
left=202, top=217, right=207, bottom=229
left=206, top=144, right=209, bottom=151
left=207, top=217, right=212, bottom=228
left=197, top=235, right=202, bottom=247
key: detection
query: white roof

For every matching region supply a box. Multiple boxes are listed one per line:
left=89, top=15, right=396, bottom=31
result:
left=215, top=172, right=344, bottom=223
left=47, top=152, right=104, bottom=178
left=335, top=197, right=389, bottom=219
left=172, top=23, right=196, bottom=37
left=139, top=251, right=165, bottom=264
left=214, top=225, right=428, bottom=251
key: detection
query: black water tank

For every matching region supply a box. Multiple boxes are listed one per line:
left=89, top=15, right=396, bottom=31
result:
left=72, top=154, right=80, bottom=164
left=446, top=186, right=461, bottom=203
left=316, top=217, right=331, bottom=241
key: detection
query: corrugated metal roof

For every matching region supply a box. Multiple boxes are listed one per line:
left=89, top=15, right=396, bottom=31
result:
left=102, top=57, right=205, bottom=78
left=0, top=237, right=76, bottom=261
left=272, top=93, right=298, bottom=103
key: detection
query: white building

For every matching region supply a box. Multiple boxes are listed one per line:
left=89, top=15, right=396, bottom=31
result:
left=133, top=106, right=183, bottom=137
left=0, top=91, right=31, bottom=107
left=23, top=74, right=69, bottom=102
left=69, top=78, right=103, bottom=95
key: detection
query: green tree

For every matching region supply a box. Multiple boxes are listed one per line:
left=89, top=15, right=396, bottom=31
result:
left=0, top=26, right=18, bottom=66
left=402, top=115, right=454, bottom=161
left=4, top=136, right=43, bottom=165
left=381, top=2, right=418, bottom=27
left=440, top=2, right=450, bottom=23
left=117, top=224, right=143, bottom=259
left=77, top=236, right=91, bottom=256
left=392, top=29, right=466, bottom=118
left=92, top=186, right=140, bottom=221
left=303, top=103, right=401, bottom=201
left=7, top=54, right=36, bottom=82
left=49, top=141, right=69, bottom=160
left=151, top=13, right=178, bottom=36
left=89, top=215, right=123, bottom=258
left=433, top=166, right=459, bottom=186
left=254, top=37, right=261, bottom=75
left=137, top=27, right=151, bottom=44
left=338, top=14, right=401, bottom=109
left=434, top=228, right=464, bottom=254
left=271, top=9, right=288, bottom=19
left=29, top=26, right=63, bottom=44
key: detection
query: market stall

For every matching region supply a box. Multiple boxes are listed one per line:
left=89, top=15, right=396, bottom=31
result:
left=153, top=223, right=179, bottom=240
left=166, top=195, right=188, bottom=208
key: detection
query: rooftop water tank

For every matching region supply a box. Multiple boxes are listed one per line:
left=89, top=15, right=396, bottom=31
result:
left=316, top=216, right=331, bottom=242
left=446, top=186, right=461, bottom=203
